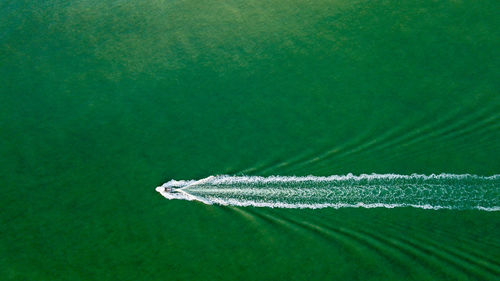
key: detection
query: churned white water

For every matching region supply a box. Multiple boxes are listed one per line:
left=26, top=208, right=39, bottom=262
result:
left=156, top=174, right=500, bottom=210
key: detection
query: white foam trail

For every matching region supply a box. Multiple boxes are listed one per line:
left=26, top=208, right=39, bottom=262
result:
left=155, top=174, right=500, bottom=211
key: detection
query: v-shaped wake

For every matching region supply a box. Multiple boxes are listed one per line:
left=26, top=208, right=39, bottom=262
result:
left=155, top=174, right=500, bottom=210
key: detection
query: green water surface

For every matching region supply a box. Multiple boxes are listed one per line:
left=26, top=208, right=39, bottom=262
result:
left=1, top=0, right=499, bottom=280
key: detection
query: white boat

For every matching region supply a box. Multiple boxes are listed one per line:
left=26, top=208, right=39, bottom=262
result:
left=155, top=176, right=215, bottom=203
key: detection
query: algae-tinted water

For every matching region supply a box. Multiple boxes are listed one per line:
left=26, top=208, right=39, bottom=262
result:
left=1, top=0, right=499, bottom=280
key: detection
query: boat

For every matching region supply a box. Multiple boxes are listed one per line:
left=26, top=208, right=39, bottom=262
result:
left=156, top=176, right=215, bottom=203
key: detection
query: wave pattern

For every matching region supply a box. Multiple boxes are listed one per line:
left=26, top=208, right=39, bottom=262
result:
left=156, top=174, right=500, bottom=210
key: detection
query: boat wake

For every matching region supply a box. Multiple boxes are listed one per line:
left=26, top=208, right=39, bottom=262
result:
left=155, top=174, right=500, bottom=211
